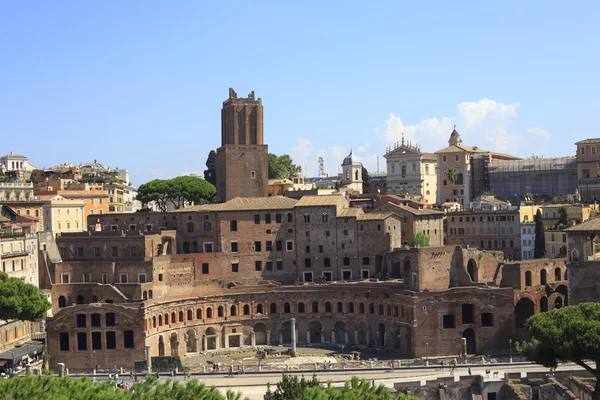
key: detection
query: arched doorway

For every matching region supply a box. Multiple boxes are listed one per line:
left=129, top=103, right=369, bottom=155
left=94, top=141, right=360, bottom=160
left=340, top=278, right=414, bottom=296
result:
left=170, top=333, right=179, bottom=356
left=403, top=257, right=411, bottom=279
left=254, top=323, right=267, bottom=345
left=280, top=322, right=292, bottom=345
left=378, top=323, right=385, bottom=346
left=356, top=324, right=368, bottom=345
left=515, top=298, right=535, bottom=329
left=309, top=321, right=322, bottom=344
left=540, top=296, right=548, bottom=312
left=158, top=336, right=165, bottom=356
left=554, top=297, right=563, bottom=309
left=185, top=329, right=197, bottom=353
left=467, top=259, right=477, bottom=283
left=335, top=321, right=347, bottom=344
left=391, top=259, right=401, bottom=278
left=205, top=327, right=217, bottom=350
left=462, top=329, right=476, bottom=354
left=556, top=285, right=569, bottom=306
left=392, top=327, right=401, bottom=349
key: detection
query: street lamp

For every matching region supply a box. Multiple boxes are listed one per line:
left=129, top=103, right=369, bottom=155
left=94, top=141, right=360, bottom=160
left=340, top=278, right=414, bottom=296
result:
left=425, top=342, right=429, bottom=366
left=509, top=339, right=513, bottom=363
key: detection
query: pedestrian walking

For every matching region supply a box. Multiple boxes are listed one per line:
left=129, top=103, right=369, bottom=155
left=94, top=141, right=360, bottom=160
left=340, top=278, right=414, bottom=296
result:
left=468, top=368, right=472, bottom=376
left=171, top=370, right=175, bottom=378
left=228, top=365, right=233, bottom=377
left=391, top=360, right=395, bottom=370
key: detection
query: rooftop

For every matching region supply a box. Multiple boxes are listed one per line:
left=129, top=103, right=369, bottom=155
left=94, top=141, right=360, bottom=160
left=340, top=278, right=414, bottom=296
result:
left=175, top=196, right=298, bottom=212
left=576, top=138, right=600, bottom=145
left=565, top=217, right=600, bottom=232
left=295, top=195, right=346, bottom=207
left=0, top=152, right=27, bottom=160
left=357, top=212, right=394, bottom=220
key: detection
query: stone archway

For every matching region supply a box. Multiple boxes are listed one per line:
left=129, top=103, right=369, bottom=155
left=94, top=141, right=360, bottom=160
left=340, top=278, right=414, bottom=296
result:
left=170, top=333, right=179, bottom=356
left=158, top=336, right=165, bottom=356
left=556, top=284, right=569, bottom=306
left=205, top=327, right=217, bottom=350
left=540, top=296, right=548, bottom=312
left=515, top=297, right=535, bottom=329
left=280, top=321, right=292, bottom=345
left=161, top=237, right=173, bottom=255
left=467, top=259, right=478, bottom=283
left=335, top=321, right=347, bottom=344
left=378, top=323, right=385, bottom=347
left=309, top=321, right=322, bottom=344
left=185, top=329, right=198, bottom=353
left=391, top=258, right=401, bottom=278
left=462, top=329, right=476, bottom=354
left=356, top=323, right=368, bottom=345
left=254, top=323, right=267, bottom=345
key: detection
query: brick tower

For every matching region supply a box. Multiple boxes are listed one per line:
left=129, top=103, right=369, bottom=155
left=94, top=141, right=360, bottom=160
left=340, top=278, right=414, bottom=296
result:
left=216, top=88, right=268, bottom=201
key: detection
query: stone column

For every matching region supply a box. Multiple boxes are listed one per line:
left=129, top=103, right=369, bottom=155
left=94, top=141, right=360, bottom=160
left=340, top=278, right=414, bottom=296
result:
left=384, top=333, right=388, bottom=347
left=251, top=331, right=256, bottom=347
left=203, top=335, right=208, bottom=351
left=291, top=318, right=297, bottom=356
left=354, top=330, right=358, bottom=345
left=266, top=330, right=271, bottom=346
left=216, top=332, right=220, bottom=350
left=306, top=330, right=310, bottom=344
left=279, top=330, right=283, bottom=345
left=331, top=330, right=336, bottom=344
left=321, top=332, right=325, bottom=344
left=196, top=337, right=201, bottom=353
left=224, top=334, right=229, bottom=349
left=145, top=346, right=152, bottom=373
left=345, top=331, right=349, bottom=345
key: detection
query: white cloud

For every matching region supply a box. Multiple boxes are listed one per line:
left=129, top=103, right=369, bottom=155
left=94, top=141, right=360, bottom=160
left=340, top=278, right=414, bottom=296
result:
left=151, top=168, right=166, bottom=179
left=290, top=137, right=316, bottom=176
left=380, top=98, right=533, bottom=157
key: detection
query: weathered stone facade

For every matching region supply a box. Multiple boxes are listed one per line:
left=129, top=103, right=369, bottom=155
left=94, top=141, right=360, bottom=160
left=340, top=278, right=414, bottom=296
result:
left=216, top=88, right=268, bottom=201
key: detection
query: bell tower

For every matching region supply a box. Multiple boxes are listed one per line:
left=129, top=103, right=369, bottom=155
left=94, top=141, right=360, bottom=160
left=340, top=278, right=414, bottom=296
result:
left=216, top=88, right=268, bottom=201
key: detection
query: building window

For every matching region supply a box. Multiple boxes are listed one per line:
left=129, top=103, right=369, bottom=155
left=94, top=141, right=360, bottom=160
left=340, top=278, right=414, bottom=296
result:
left=232, top=263, right=239, bottom=273
left=91, top=332, right=102, bottom=350
left=287, top=213, right=293, bottom=222
left=120, top=274, right=128, bottom=283
left=231, top=220, right=238, bottom=232
left=481, top=313, right=494, bottom=327
left=254, top=214, right=260, bottom=224
left=231, top=242, right=238, bottom=253
left=105, top=313, right=115, bottom=326
left=204, top=222, right=211, bottom=232
left=250, top=171, right=256, bottom=179
left=255, top=261, right=262, bottom=271
left=265, top=214, right=271, bottom=224
left=187, top=222, right=194, bottom=232
left=442, top=155, right=447, bottom=162
left=124, top=330, right=134, bottom=348
left=342, top=270, right=351, bottom=280
left=322, top=213, right=328, bottom=223
left=77, top=332, right=87, bottom=351
left=255, top=241, right=262, bottom=252
left=106, top=331, right=117, bottom=350
left=94, top=247, right=101, bottom=257
left=76, top=314, right=86, bottom=328
left=276, top=213, right=282, bottom=223
left=286, top=240, right=294, bottom=251
left=462, top=304, right=474, bottom=324
left=276, top=260, right=283, bottom=270
left=266, top=260, right=272, bottom=271
left=305, top=258, right=312, bottom=268
left=343, top=257, right=350, bottom=266
left=303, top=272, right=313, bottom=282
left=304, top=213, right=310, bottom=223
left=266, top=241, right=272, bottom=251
left=59, top=333, right=70, bottom=351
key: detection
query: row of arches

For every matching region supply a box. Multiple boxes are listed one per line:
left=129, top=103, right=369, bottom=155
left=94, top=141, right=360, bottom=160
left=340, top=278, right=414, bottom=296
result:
left=147, top=299, right=411, bottom=332
left=514, top=285, right=568, bottom=329
left=152, top=319, right=413, bottom=356
left=524, top=267, right=564, bottom=287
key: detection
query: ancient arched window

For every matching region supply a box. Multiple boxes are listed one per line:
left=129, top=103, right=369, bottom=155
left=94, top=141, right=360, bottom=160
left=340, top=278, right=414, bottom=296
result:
left=187, top=222, right=194, bottom=233
left=243, top=305, right=250, bottom=315
left=322, top=213, right=328, bottom=223
left=270, top=303, right=277, bottom=314
left=204, top=222, right=211, bottom=233
left=58, top=296, right=66, bottom=308
left=401, top=165, right=406, bottom=177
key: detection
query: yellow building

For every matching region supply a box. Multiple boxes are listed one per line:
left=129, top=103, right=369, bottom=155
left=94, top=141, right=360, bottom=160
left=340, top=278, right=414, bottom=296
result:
left=545, top=230, right=567, bottom=257
left=40, top=195, right=85, bottom=236
left=541, top=204, right=592, bottom=228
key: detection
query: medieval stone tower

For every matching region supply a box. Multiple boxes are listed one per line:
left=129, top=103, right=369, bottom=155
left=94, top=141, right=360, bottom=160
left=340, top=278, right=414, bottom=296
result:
left=216, top=88, right=268, bottom=201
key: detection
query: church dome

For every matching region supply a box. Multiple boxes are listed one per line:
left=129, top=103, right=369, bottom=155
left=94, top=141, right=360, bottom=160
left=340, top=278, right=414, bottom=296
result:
left=342, top=150, right=362, bottom=166
left=449, top=128, right=462, bottom=146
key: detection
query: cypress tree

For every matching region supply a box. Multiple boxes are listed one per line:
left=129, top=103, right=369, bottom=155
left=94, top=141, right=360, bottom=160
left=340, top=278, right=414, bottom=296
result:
left=534, top=209, right=546, bottom=259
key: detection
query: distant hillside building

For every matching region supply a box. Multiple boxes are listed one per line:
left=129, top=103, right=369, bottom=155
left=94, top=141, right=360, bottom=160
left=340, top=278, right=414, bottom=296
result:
left=384, top=135, right=436, bottom=204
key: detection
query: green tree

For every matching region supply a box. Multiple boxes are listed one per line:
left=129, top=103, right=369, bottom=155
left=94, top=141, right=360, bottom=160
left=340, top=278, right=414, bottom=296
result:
left=362, top=166, right=371, bottom=194
left=137, top=176, right=216, bottom=211
left=517, top=303, right=600, bottom=400
left=550, top=195, right=569, bottom=204
left=413, top=232, right=430, bottom=247
left=204, top=150, right=217, bottom=186
left=268, top=154, right=296, bottom=179
left=446, top=167, right=458, bottom=184
left=557, top=207, right=568, bottom=228
left=264, top=374, right=320, bottom=400
left=0, top=272, right=50, bottom=321
left=534, top=209, right=546, bottom=259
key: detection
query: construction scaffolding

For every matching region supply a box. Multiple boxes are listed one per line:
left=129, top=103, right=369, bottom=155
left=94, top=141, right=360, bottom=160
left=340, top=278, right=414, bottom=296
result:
left=487, top=156, right=577, bottom=201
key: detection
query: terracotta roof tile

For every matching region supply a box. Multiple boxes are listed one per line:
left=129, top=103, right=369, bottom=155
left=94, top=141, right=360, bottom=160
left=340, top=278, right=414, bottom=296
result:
left=295, top=195, right=347, bottom=207
left=357, top=212, right=394, bottom=220
left=174, top=196, right=297, bottom=212
left=565, top=218, right=600, bottom=232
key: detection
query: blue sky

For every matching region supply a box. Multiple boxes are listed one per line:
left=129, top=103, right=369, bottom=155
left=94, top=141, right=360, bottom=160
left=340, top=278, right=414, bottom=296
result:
left=1, top=1, right=598, bottom=184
